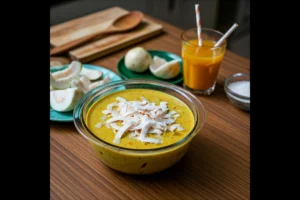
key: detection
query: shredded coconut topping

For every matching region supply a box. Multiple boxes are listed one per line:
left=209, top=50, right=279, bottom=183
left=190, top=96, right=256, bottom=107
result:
left=97, top=96, right=184, bottom=144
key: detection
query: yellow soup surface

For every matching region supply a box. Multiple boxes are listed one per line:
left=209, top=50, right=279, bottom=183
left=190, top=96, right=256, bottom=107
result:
left=86, top=89, right=195, bottom=149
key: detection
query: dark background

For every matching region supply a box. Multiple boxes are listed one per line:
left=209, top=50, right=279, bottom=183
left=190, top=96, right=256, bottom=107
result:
left=50, top=0, right=249, bottom=59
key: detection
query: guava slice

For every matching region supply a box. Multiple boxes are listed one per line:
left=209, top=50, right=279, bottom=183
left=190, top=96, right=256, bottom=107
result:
left=52, top=61, right=82, bottom=79
left=88, top=76, right=111, bottom=91
left=50, top=61, right=82, bottom=89
left=50, top=88, right=84, bottom=112
left=71, top=75, right=91, bottom=93
left=149, top=56, right=180, bottom=79
left=80, top=67, right=102, bottom=80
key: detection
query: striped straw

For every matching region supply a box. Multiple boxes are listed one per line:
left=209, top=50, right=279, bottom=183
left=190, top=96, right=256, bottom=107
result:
left=195, top=4, right=202, bottom=46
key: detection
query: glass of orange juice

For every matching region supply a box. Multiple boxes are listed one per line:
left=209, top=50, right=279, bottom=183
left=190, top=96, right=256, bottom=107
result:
left=181, top=28, right=227, bottom=95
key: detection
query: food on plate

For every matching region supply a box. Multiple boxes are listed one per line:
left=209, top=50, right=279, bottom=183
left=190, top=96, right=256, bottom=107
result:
left=52, top=60, right=82, bottom=80
left=149, top=56, right=180, bottom=79
left=124, top=47, right=152, bottom=73
left=50, top=61, right=112, bottom=112
left=50, top=61, right=82, bottom=89
left=71, top=75, right=91, bottom=94
left=50, top=73, right=76, bottom=90
left=50, top=88, right=84, bottom=112
left=80, top=67, right=103, bottom=80
left=72, top=76, right=111, bottom=94
left=87, top=76, right=111, bottom=91
left=123, top=47, right=181, bottom=80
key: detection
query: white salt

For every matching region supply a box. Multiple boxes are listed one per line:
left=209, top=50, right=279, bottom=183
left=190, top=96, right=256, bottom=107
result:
left=228, top=81, right=250, bottom=97
left=227, top=81, right=250, bottom=104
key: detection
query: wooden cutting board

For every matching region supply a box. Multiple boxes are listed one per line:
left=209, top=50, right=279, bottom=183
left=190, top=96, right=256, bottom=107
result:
left=50, top=6, right=163, bottom=63
left=50, top=57, right=71, bottom=67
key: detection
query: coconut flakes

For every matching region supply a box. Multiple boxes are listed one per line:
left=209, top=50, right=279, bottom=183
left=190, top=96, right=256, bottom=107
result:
left=100, top=97, right=184, bottom=144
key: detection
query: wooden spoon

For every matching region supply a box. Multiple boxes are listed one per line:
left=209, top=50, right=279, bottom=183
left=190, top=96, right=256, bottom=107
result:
left=50, top=11, right=144, bottom=56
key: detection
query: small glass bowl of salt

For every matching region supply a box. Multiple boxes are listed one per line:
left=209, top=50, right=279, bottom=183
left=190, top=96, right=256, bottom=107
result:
left=224, top=73, right=250, bottom=111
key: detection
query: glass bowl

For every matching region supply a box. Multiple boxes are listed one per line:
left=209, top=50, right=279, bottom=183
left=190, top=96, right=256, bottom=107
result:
left=224, top=73, right=250, bottom=111
left=73, top=79, right=206, bottom=175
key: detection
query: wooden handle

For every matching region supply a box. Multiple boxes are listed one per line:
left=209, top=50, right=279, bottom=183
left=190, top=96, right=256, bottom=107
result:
left=50, top=29, right=114, bottom=56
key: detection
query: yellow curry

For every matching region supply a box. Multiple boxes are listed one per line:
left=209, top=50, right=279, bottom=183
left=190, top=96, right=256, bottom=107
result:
left=84, top=89, right=196, bottom=174
left=86, top=89, right=194, bottom=149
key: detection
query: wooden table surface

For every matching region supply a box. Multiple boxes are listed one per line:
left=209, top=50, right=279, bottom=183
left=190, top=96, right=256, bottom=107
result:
left=50, top=14, right=250, bottom=200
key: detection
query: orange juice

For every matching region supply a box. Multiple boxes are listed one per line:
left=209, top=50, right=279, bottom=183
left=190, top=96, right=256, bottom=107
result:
left=182, top=39, right=226, bottom=90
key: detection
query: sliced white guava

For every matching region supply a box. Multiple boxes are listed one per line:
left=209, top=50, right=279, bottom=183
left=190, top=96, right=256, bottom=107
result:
left=50, top=88, right=84, bottom=112
left=80, top=67, right=103, bottom=80
left=88, top=76, right=111, bottom=91
left=71, top=75, right=91, bottom=93
left=50, top=73, right=80, bottom=89
left=149, top=56, right=180, bottom=79
left=52, top=61, right=82, bottom=80
left=71, top=79, right=88, bottom=94
left=50, top=61, right=82, bottom=89
left=79, top=75, right=91, bottom=88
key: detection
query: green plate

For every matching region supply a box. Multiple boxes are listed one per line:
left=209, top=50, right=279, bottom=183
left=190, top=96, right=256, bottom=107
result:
left=50, top=64, right=122, bottom=122
left=117, top=50, right=183, bottom=84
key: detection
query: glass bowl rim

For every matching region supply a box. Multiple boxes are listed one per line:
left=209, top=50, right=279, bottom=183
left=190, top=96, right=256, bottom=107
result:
left=73, top=78, right=206, bottom=154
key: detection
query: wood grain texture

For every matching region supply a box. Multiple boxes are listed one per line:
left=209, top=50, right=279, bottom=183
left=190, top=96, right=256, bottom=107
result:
left=50, top=7, right=163, bottom=63
left=50, top=13, right=250, bottom=200
left=50, top=57, right=71, bottom=67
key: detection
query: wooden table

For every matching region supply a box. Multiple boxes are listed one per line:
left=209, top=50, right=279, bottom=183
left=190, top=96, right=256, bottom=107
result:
left=50, top=15, right=250, bottom=200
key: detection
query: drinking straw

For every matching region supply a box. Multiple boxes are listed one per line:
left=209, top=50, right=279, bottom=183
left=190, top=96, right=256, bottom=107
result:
left=195, top=4, right=202, bottom=46
left=214, top=23, right=239, bottom=47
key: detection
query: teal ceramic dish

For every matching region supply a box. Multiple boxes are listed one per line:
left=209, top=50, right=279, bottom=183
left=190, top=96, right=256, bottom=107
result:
left=117, top=50, right=183, bottom=85
left=50, top=64, right=122, bottom=122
